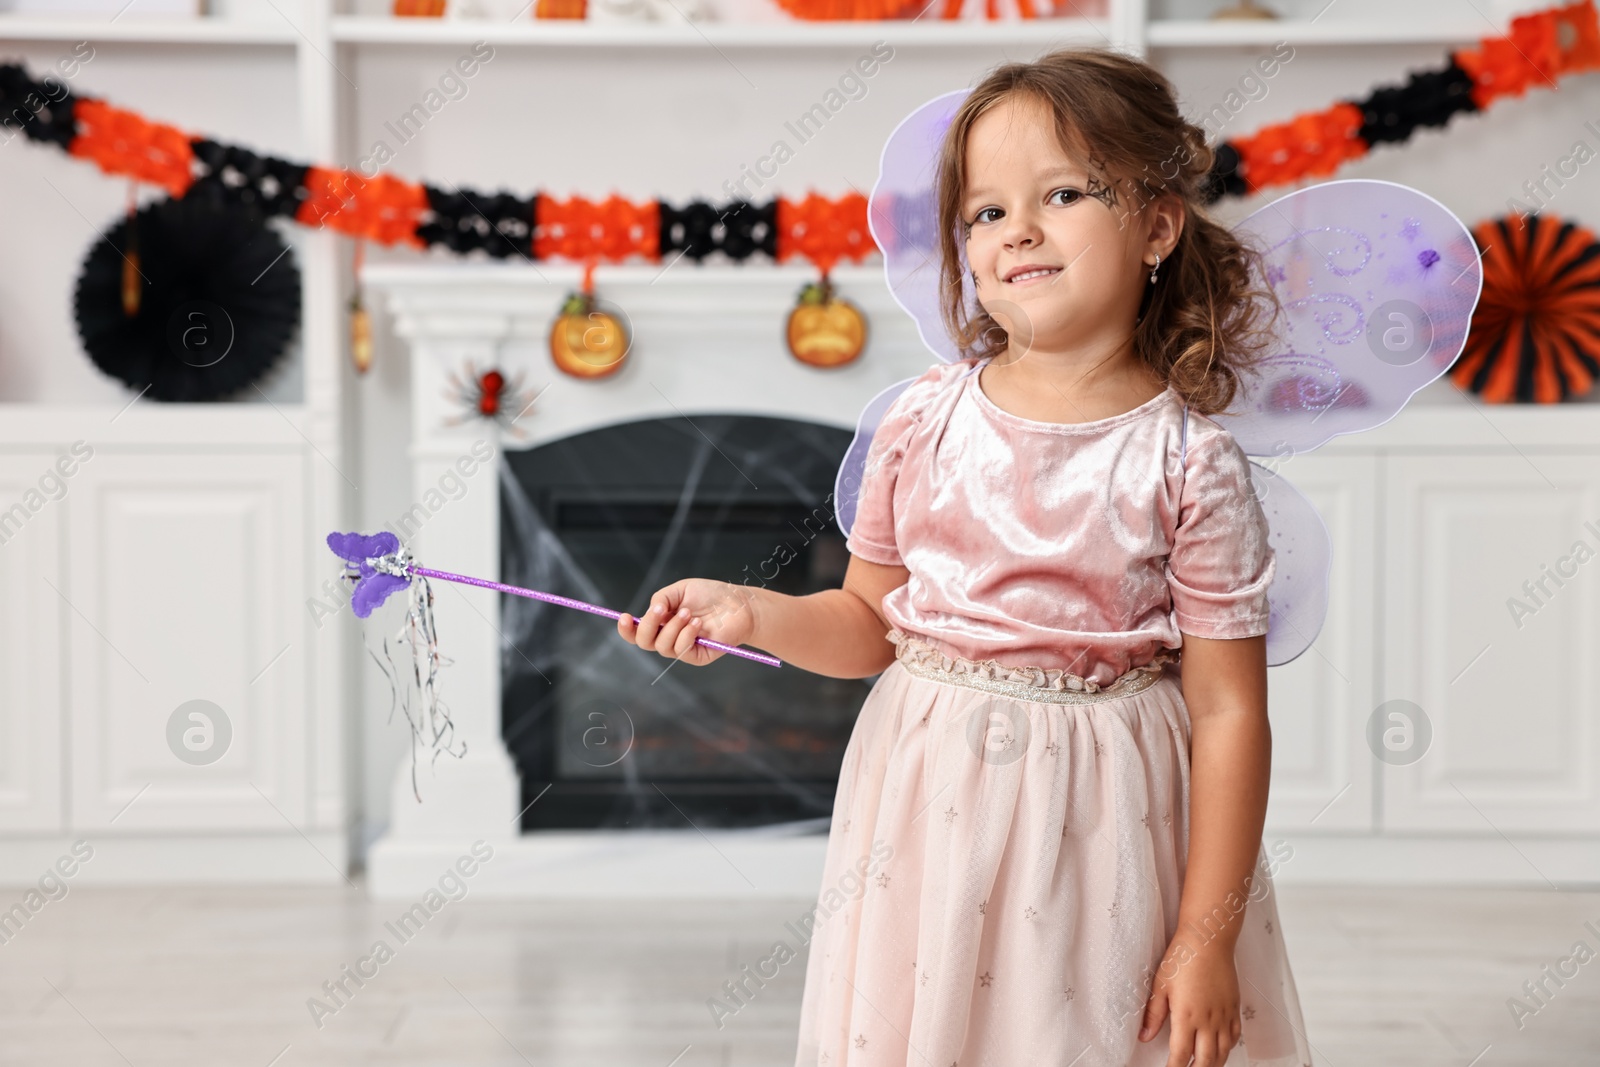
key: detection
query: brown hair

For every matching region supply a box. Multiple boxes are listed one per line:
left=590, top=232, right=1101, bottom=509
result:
left=935, top=47, right=1282, bottom=417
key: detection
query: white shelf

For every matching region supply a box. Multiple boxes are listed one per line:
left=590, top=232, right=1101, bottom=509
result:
left=0, top=13, right=1489, bottom=50
left=0, top=404, right=312, bottom=446
left=0, top=16, right=298, bottom=44
left=330, top=13, right=1111, bottom=47
left=1146, top=18, right=1491, bottom=47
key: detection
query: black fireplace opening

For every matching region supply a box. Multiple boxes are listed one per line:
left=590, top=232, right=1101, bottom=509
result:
left=499, top=414, right=876, bottom=831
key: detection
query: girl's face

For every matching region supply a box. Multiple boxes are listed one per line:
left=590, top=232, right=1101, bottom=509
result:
left=961, top=93, right=1171, bottom=360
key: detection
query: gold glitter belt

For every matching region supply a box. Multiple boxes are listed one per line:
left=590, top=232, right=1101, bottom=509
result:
left=887, top=629, right=1172, bottom=706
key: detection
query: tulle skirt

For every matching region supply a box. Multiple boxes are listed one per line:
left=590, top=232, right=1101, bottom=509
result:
left=793, top=630, right=1313, bottom=1067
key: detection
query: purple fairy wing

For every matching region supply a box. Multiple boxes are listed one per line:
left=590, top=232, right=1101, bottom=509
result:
left=834, top=90, right=974, bottom=538
left=868, top=88, right=972, bottom=367
left=834, top=375, right=919, bottom=539
left=1213, top=180, right=1481, bottom=664
left=1248, top=462, right=1332, bottom=667
left=1212, top=179, right=1483, bottom=456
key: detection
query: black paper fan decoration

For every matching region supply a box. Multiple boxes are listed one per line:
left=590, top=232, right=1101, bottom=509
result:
left=73, top=195, right=300, bottom=401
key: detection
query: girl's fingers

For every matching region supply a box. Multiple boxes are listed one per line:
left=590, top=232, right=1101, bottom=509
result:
left=1165, top=1021, right=1195, bottom=1067
left=653, top=606, right=693, bottom=658
left=618, top=598, right=712, bottom=666
left=674, top=617, right=702, bottom=659
left=632, top=601, right=669, bottom=647
left=1138, top=991, right=1168, bottom=1042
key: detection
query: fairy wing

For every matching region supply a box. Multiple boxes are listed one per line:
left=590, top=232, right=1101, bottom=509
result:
left=1215, top=179, right=1482, bottom=663
left=834, top=91, right=968, bottom=543
left=834, top=375, right=917, bottom=538
left=840, top=92, right=1483, bottom=667
left=870, top=88, right=972, bottom=368
left=1212, top=178, right=1484, bottom=456
left=1247, top=460, right=1333, bottom=666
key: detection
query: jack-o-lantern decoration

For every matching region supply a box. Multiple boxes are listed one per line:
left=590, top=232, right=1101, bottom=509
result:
left=786, top=278, right=866, bottom=368
left=549, top=291, right=631, bottom=379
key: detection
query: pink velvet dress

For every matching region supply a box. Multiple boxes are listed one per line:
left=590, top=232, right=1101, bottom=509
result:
left=794, top=358, right=1314, bottom=1067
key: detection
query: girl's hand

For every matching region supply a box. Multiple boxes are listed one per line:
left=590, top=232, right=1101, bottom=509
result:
left=1138, top=937, right=1241, bottom=1067
left=616, top=579, right=758, bottom=667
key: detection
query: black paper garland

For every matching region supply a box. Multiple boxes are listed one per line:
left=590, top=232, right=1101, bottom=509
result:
left=1200, top=58, right=1485, bottom=205
left=187, top=139, right=313, bottom=221
left=73, top=196, right=301, bottom=401
left=1352, top=60, right=1479, bottom=148
left=659, top=199, right=778, bottom=262
left=0, top=63, right=78, bottom=150
left=417, top=185, right=535, bottom=258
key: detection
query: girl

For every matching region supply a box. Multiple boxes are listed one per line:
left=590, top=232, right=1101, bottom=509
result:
left=620, top=49, right=1313, bottom=1067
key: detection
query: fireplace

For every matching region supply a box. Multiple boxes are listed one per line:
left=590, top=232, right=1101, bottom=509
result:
left=360, top=261, right=931, bottom=897
left=499, top=414, right=873, bottom=830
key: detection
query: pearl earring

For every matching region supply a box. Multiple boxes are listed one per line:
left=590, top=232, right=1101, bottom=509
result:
left=1148, top=253, right=1162, bottom=285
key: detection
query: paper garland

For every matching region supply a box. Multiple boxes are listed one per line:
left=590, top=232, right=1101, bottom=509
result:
left=0, top=0, right=1589, bottom=273
left=1204, top=0, right=1600, bottom=202
left=0, top=59, right=872, bottom=272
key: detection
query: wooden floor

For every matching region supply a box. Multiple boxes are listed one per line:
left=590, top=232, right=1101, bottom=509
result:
left=0, top=883, right=1595, bottom=1065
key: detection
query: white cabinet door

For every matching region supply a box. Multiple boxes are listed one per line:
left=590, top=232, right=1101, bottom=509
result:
left=0, top=454, right=65, bottom=831
left=68, top=451, right=308, bottom=831
left=1260, top=453, right=1378, bottom=833
left=1382, top=452, right=1600, bottom=833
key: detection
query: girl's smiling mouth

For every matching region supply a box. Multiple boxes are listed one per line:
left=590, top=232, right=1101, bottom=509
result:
left=1003, top=265, right=1062, bottom=285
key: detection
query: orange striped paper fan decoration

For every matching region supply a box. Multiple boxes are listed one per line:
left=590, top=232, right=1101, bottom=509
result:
left=1451, top=212, right=1600, bottom=403
left=770, top=0, right=916, bottom=17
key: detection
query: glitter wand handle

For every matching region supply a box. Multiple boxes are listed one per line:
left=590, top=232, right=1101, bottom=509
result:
left=408, top=564, right=782, bottom=668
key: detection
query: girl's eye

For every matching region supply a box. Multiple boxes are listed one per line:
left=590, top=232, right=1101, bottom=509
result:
left=972, top=207, right=1002, bottom=225
left=1050, top=188, right=1083, bottom=206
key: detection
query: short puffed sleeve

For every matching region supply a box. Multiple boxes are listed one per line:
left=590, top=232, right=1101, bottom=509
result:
left=842, top=364, right=950, bottom=567
left=1167, top=430, right=1276, bottom=639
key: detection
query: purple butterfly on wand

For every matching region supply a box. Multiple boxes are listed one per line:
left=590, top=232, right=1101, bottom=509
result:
left=326, top=530, right=782, bottom=667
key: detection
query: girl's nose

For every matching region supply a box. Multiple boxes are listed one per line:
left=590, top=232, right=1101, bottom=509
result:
left=1002, top=211, right=1042, bottom=249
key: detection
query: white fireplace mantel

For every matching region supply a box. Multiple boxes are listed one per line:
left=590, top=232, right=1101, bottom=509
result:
left=372, top=261, right=937, bottom=453
left=359, top=261, right=933, bottom=899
